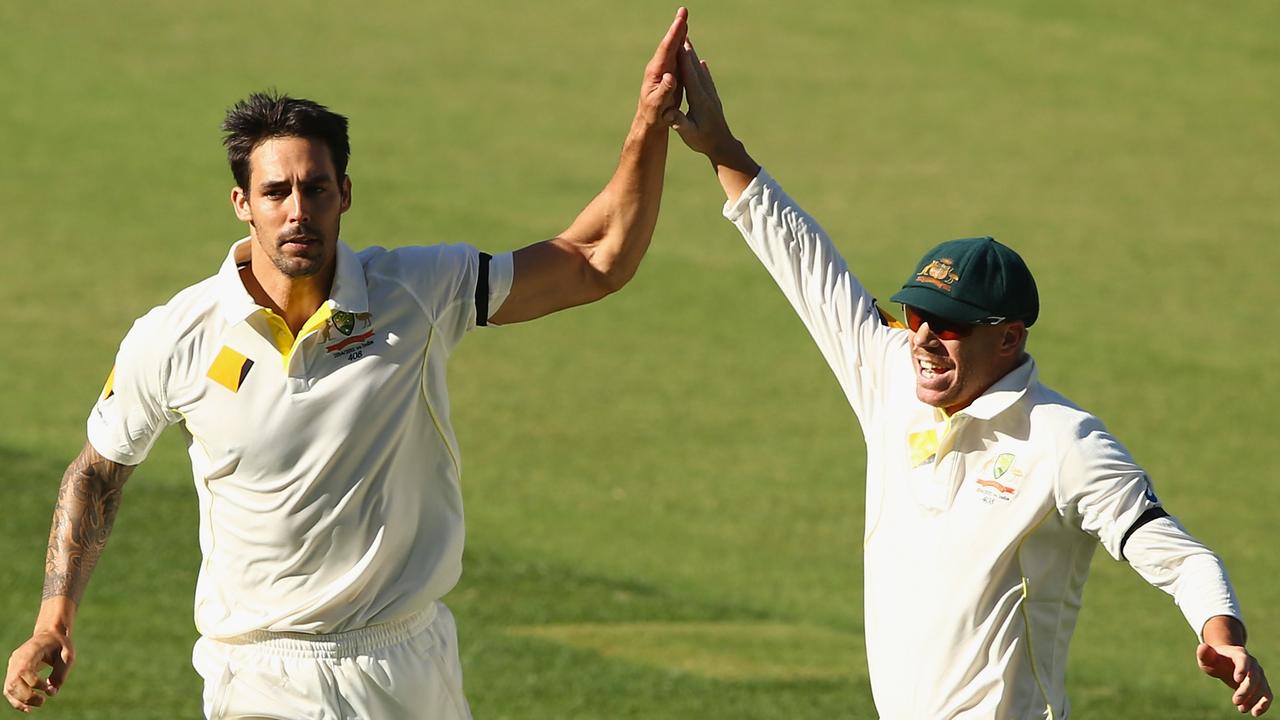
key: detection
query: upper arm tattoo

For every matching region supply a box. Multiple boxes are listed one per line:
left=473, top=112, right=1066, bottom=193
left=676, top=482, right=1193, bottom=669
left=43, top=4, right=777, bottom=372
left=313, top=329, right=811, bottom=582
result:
left=42, top=443, right=136, bottom=603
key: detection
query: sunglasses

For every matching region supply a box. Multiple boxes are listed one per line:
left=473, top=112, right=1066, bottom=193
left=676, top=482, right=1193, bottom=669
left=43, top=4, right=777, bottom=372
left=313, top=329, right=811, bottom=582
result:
left=903, top=305, right=1007, bottom=341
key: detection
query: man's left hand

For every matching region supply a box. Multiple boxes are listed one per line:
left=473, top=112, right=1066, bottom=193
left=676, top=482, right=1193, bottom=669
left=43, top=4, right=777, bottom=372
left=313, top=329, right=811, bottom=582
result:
left=1197, top=642, right=1272, bottom=716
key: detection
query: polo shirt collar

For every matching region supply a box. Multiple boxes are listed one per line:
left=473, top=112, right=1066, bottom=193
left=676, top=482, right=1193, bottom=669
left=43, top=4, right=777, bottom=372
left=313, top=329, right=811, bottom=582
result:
left=215, top=237, right=369, bottom=325
left=953, top=356, right=1038, bottom=421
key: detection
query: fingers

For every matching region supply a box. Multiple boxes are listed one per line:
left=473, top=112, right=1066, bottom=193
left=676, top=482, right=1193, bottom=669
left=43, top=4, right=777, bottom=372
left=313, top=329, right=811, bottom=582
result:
left=46, top=645, right=72, bottom=692
left=4, top=669, right=48, bottom=712
left=683, top=40, right=718, bottom=96
left=1247, top=666, right=1272, bottom=717
left=655, top=72, right=680, bottom=123
left=1236, top=671, right=1257, bottom=711
left=647, top=7, right=689, bottom=79
left=678, top=43, right=706, bottom=101
left=668, top=108, right=700, bottom=147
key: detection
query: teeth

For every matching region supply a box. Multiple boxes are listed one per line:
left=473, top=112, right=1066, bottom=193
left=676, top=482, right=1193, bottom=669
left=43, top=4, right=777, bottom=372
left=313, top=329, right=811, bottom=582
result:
left=918, top=358, right=947, bottom=378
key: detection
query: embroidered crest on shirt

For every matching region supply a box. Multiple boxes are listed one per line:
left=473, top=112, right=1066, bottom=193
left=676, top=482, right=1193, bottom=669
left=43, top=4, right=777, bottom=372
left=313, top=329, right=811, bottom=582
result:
left=323, top=311, right=376, bottom=361
left=975, top=452, right=1022, bottom=503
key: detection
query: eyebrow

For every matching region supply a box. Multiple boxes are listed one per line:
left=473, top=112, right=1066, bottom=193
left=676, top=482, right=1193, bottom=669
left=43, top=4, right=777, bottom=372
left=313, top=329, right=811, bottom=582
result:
left=257, top=173, right=335, bottom=190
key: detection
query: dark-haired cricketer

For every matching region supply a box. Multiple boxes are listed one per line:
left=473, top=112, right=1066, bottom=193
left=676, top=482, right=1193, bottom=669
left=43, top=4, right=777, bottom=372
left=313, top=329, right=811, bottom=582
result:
left=667, top=37, right=1272, bottom=719
left=3, top=9, right=690, bottom=718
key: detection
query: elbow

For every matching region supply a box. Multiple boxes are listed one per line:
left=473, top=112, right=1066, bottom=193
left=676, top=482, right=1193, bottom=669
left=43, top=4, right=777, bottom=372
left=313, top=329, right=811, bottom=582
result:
left=576, top=245, right=634, bottom=302
left=592, top=266, right=633, bottom=298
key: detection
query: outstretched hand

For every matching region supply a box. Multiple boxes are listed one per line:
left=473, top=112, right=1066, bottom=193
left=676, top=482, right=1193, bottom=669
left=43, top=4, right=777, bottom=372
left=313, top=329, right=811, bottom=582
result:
left=636, top=7, right=688, bottom=128
left=668, top=40, right=734, bottom=158
left=4, top=630, right=74, bottom=713
left=668, top=38, right=759, bottom=200
left=1197, top=642, right=1272, bottom=716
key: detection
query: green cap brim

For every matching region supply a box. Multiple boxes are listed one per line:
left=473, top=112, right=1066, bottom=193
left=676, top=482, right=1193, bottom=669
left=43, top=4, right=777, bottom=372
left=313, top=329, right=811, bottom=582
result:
left=889, top=286, right=993, bottom=323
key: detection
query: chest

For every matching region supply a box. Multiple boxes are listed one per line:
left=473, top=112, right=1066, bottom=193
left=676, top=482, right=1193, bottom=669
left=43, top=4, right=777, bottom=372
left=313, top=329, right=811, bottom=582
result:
left=168, top=297, right=437, bottom=464
left=869, top=411, right=1062, bottom=554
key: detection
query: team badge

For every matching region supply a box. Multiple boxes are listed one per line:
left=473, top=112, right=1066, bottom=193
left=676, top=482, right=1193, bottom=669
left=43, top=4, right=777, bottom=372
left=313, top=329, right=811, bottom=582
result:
left=332, top=310, right=356, bottom=336
left=993, top=453, right=1015, bottom=480
left=976, top=452, right=1022, bottom=504
left=915, top=259, right=960, bottom=292
left=324, top=311, right=376, bottom=362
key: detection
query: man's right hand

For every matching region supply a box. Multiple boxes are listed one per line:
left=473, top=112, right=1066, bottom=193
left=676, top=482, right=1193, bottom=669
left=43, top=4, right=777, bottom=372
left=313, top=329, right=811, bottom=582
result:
left=669, top=39, right=760, bottom=200
left=4, top=630, right=73, bottom=712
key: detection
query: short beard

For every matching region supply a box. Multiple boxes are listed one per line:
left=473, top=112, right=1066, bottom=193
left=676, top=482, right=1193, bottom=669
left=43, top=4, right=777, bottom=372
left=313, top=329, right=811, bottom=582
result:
left=271, top=225, right=326, bottom=278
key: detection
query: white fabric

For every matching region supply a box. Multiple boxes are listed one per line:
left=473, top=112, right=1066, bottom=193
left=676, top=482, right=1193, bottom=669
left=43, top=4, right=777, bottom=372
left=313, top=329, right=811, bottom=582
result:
left=193, top=601, right=470, bottom=720
left=724, top=170, right=1242, bottom=720
left=87, top=238, right=513, bottom=638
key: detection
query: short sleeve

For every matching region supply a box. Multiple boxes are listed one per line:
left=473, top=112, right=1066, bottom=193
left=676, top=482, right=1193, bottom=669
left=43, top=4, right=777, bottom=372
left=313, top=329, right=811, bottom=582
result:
left=383, top=244, right=513, bottom=350
left=86, top=312, right=178, bottom=466
left=1054, top=416, right=1164, bottom=560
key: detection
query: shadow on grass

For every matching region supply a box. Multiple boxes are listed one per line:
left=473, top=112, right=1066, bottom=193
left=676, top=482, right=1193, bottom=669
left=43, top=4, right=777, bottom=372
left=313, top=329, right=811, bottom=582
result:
left=451, top=545, right=871, bottom=719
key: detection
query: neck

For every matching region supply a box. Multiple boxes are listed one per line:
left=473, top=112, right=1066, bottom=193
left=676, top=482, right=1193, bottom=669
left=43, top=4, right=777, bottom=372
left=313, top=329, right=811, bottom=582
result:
left=242, top=241, right=335, bottom=335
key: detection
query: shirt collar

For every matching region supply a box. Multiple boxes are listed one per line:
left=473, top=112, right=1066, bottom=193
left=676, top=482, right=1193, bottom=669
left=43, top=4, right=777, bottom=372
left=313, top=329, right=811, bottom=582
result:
left=215, top=237, right=368, bottom=325
left=952, top=355, right=1038, bottom=421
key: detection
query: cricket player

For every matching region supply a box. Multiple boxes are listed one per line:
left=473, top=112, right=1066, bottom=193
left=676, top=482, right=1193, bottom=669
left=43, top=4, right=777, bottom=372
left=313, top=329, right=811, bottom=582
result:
left=667, top=39, right=1272, bottom=718
left=3, top=9, right=689, bottom=717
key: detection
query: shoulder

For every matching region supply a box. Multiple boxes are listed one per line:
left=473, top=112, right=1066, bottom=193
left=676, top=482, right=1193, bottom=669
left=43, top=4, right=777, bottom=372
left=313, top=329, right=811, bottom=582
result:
left=1023, top=381, right=1138, bottom=475
left=117, top=274, right=223, bottom=364
left=362, top=243, right=481, bottom=309
left=360, top=243, right=479, bottom=277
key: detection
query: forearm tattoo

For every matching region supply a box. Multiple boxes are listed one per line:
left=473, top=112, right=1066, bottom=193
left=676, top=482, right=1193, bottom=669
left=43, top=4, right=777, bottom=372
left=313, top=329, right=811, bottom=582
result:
left=42, top=444, right=135, bottom=603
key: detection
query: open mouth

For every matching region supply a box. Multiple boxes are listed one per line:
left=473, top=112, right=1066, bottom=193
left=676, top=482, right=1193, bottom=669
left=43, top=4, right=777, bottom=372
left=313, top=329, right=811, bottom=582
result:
left=916, top=356, right=953, bottom=381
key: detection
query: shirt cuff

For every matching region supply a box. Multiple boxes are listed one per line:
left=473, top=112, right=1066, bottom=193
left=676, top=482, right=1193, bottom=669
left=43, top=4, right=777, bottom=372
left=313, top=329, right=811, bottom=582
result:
left=722, top=167, right=774, bottom=222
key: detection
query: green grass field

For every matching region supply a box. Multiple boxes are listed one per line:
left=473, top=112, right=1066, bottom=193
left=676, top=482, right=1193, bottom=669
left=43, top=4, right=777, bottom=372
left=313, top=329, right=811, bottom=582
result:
left=2, top=1, right=1277, bottom=717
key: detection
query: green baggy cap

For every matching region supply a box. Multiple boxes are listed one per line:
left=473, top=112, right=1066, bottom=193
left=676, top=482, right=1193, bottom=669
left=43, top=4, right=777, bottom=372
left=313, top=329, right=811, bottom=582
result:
left=889, top=237, right=1039, bottom=326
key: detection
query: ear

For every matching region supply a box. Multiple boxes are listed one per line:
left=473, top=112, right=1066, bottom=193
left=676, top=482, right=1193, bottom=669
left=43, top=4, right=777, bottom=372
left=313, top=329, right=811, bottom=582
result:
left=231, top=186, right=253, bottom=223
left=339, top=175, right=353, bottom=214
left=999, top=322, right=1028, bottom=357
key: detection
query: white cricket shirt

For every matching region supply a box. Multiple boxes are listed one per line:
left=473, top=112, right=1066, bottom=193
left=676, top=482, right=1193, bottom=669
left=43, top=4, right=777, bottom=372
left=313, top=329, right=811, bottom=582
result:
left=725, top=170, right=1242, bottom=719
left=88, top=238, right=512, bottom=638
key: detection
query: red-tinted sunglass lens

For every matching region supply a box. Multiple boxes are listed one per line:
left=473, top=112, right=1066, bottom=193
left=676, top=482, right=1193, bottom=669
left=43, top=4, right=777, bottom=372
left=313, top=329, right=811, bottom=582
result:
left=904, top=307, right=969, bottom=340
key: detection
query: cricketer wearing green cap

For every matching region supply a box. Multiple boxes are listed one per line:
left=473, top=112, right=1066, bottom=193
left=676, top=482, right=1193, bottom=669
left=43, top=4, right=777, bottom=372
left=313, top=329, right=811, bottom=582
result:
left=667, top=32, right=1272, bottom=720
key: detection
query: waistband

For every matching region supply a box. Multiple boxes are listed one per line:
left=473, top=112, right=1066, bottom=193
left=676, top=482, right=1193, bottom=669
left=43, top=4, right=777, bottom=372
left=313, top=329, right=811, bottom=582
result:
left=210, top=603, right=439, bottom=658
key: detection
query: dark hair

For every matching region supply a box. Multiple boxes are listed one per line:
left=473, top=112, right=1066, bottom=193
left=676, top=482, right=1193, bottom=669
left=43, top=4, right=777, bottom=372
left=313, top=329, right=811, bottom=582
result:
left=221, top=91, right=350, bottom=190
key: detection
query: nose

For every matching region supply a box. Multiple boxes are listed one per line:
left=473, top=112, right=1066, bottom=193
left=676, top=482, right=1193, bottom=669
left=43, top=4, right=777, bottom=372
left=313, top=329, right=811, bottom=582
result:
left=911, top=320, right=938, bottom=347
left=287, top=187, right=311, bottom=223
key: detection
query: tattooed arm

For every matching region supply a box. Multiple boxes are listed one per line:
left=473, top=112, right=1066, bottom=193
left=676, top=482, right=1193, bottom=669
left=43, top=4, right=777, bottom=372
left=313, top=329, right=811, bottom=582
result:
left=4, top=442, right=135, bottom=713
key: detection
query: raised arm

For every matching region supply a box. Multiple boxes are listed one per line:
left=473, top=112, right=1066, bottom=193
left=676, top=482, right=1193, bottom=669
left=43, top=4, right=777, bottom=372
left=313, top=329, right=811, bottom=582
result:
left=487, top=8, right=688, bottom=325
left=4, top=442, right=135, bottom=713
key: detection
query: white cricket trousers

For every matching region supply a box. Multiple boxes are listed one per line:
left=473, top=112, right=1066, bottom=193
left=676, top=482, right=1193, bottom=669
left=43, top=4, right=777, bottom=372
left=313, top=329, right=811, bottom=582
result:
left=192, top=601, right=471, bottom=720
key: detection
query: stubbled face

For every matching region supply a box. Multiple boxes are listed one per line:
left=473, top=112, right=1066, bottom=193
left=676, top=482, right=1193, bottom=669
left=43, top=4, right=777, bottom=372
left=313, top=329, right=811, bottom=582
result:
left=232, top=136, right=351, bottom=280
left=909, top=317, right=1026, bottom=414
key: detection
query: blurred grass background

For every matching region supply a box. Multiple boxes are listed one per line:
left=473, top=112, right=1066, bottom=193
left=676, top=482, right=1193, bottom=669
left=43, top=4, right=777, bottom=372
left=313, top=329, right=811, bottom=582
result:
left=1, top=0, right=1276, bottom=717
